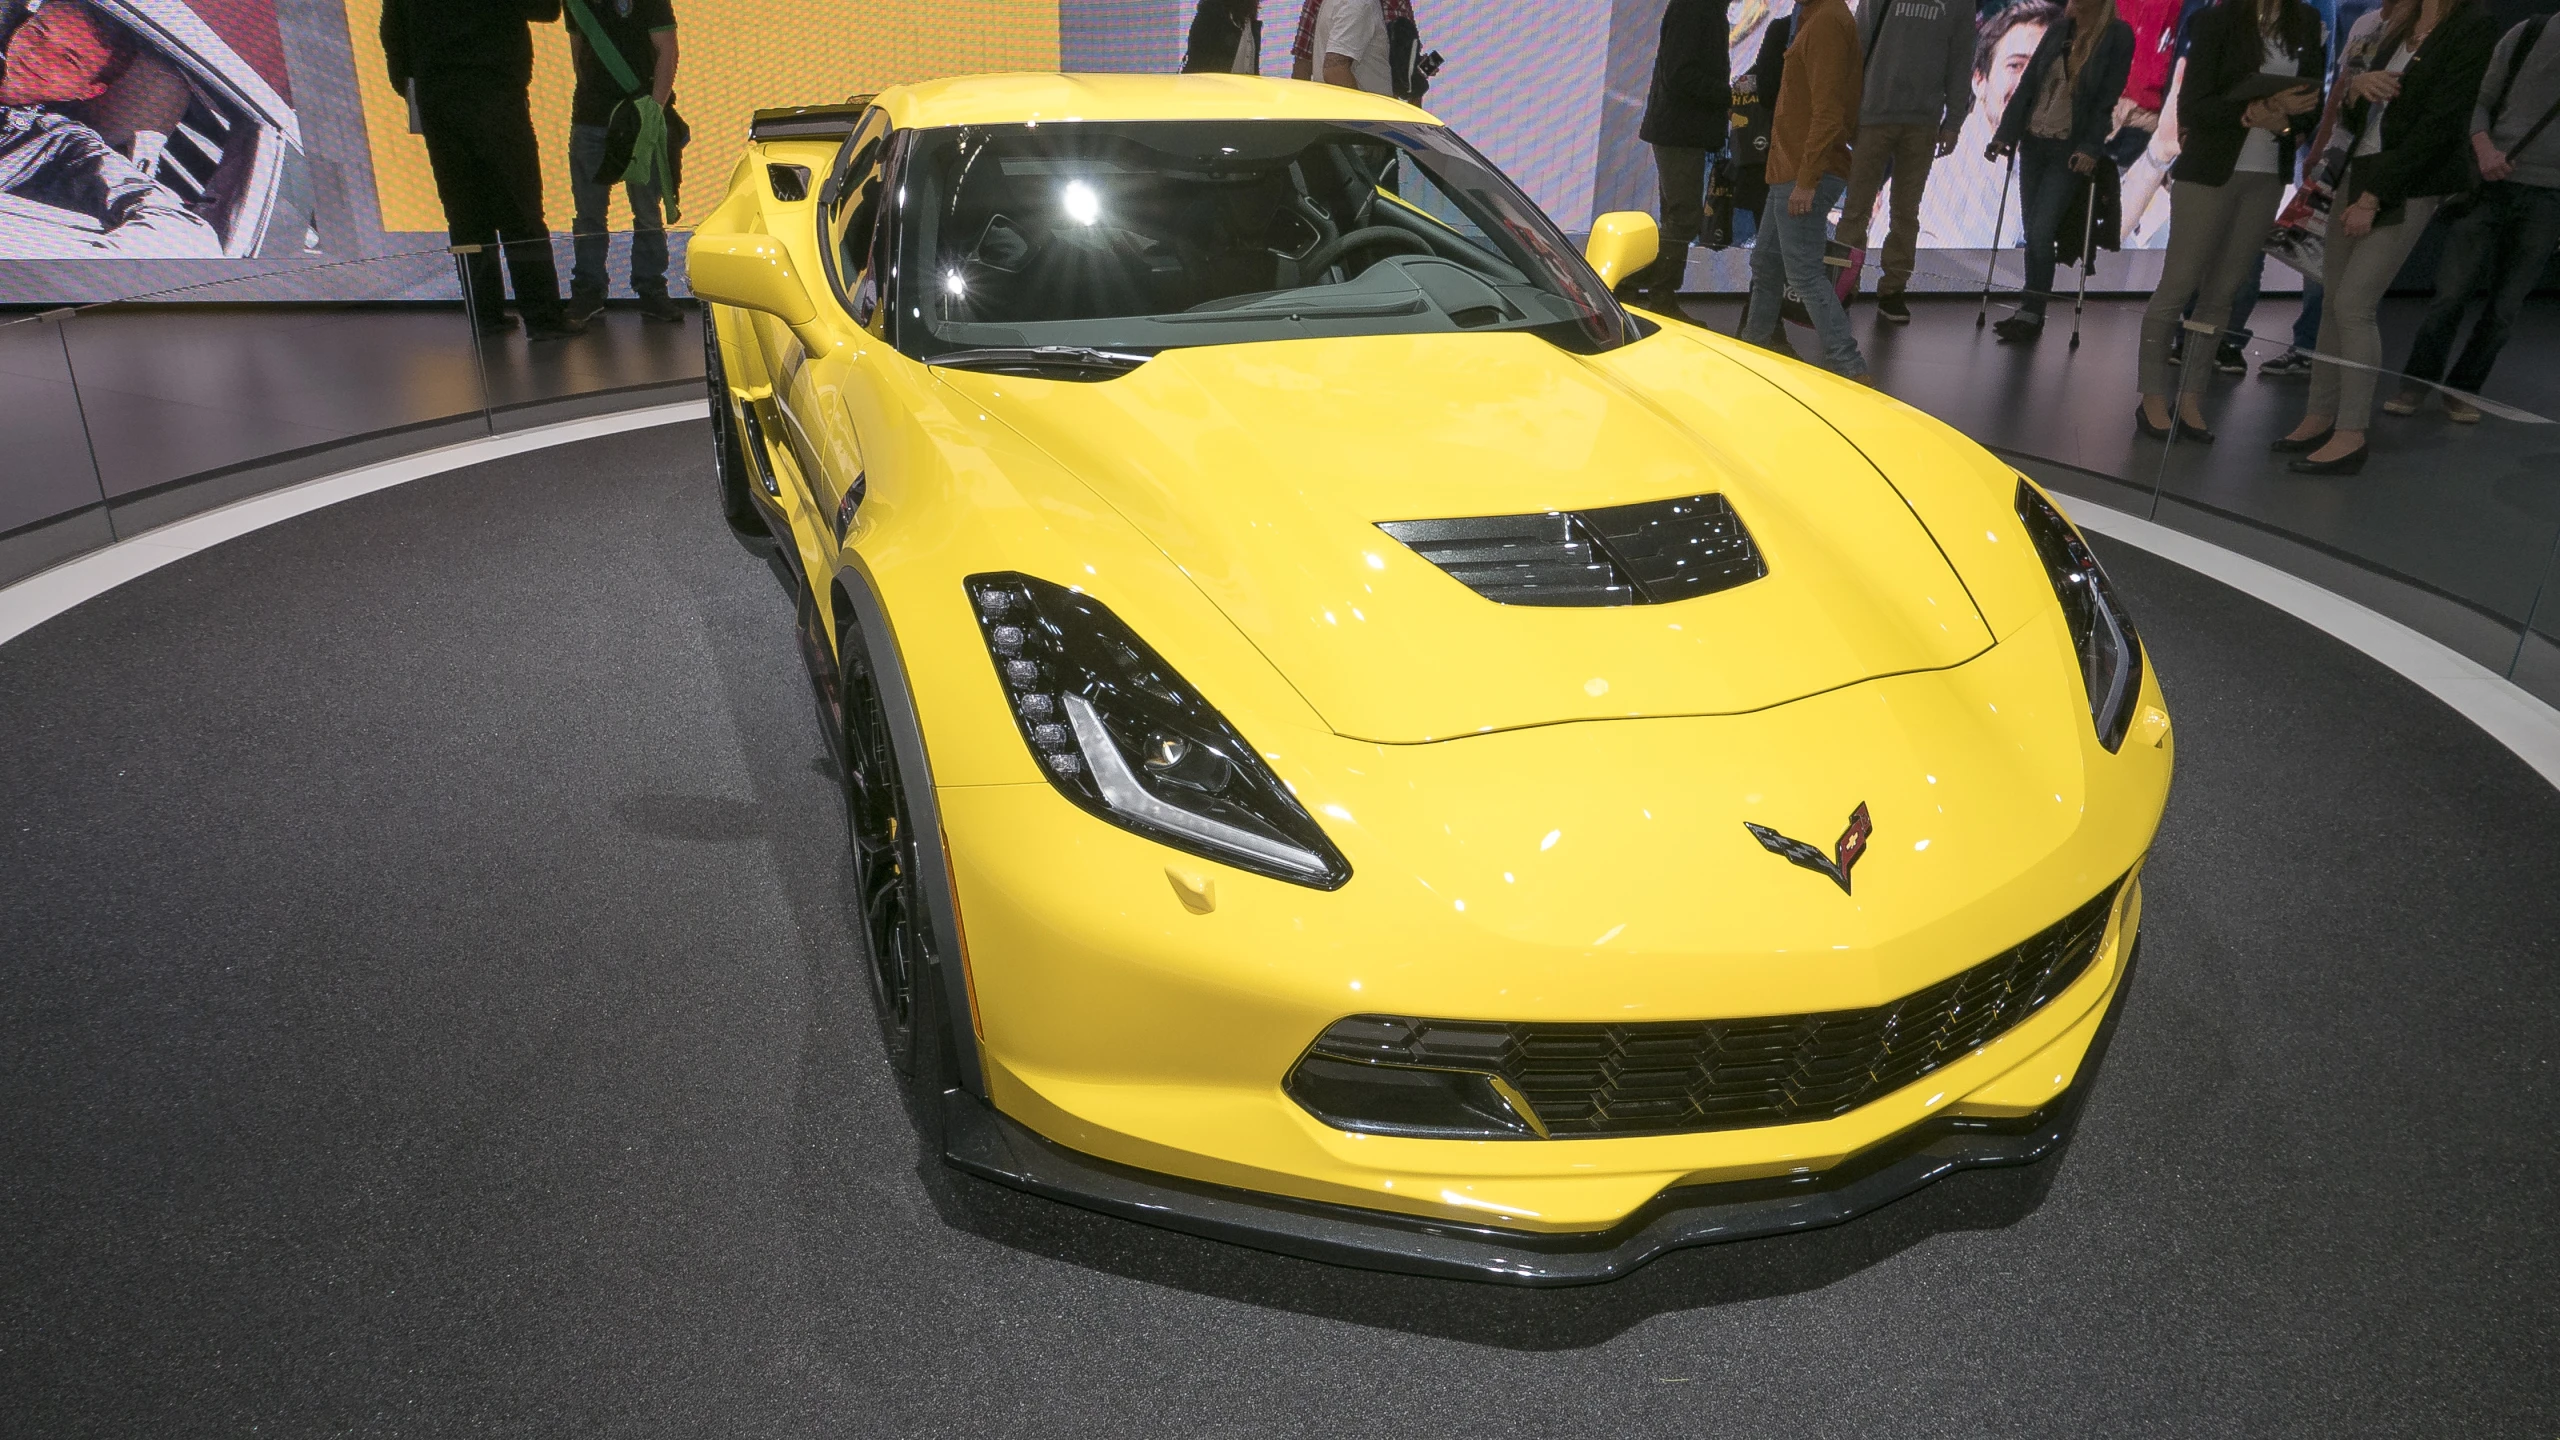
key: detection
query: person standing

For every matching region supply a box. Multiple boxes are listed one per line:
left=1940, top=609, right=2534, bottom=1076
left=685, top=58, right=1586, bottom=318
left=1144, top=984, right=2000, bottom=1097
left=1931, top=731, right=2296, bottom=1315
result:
left=1293, top=0, right=1408, bottom=85
left=1836, top=0, right=1973, bottom=322
left=1309, top=0, right=1390, bottom=93
left=2134, top=0, right=2324, bottom=439
left=1986, top=0, right=2134, bottom=342
left=1741, top=0, right=1870, bottom=380
left=2276, top=0, right=2498, bottom=471
left=384, top=0, right=581, bottom=340
left=564, top=0, right=680, bottom=324
left=1631, top=0, right=1730, bottom=312
left=1183, top=0, right=1262, bottom=74
left=1728, top=10, right=1795, bottom=245
left=2384, top=12, right=2560, bottom=423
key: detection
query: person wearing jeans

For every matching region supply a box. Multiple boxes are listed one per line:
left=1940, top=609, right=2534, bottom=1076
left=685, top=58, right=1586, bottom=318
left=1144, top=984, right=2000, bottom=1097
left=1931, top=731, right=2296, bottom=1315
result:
left=2278, top=0, right=2499, bottom=471
left=569, top=124, right=671, bottom=318
left=1746, top=174, right=1869, bottom=373
left=2387, top=14, right=2560, bottom=422
left=1742, top=0, right=1868, bottom=378
left=1986, top=0, right=2133, bottom=340
left=564, top=0, right=679, bottom=323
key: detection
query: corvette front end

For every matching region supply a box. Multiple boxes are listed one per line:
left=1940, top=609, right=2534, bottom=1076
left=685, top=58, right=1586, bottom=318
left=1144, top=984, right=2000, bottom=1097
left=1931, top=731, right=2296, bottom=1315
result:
left=689, top=74, right=2171, bottom=1284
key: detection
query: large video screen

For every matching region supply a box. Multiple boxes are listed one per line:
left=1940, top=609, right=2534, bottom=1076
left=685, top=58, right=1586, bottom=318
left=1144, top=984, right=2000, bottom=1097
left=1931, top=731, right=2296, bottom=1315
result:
left=0, top=0, right=2367, bottom=301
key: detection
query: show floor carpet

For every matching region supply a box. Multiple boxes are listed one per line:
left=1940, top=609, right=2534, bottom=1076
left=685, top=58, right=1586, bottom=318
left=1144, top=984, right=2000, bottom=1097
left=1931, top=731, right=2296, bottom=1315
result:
left=4, top=426, right=2557, bottom=1435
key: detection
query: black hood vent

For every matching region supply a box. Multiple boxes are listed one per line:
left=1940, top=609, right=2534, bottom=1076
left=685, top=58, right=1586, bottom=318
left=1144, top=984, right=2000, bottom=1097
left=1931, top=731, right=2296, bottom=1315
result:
left=1378, top=493, right=1766, bottom=607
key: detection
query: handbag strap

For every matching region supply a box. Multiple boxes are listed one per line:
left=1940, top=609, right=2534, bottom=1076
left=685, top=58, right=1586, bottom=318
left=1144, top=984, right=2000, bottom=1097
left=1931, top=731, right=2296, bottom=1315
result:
left=2497, top=17, right=2560, bottom=156
left=564, top=0, right=646, bottom=98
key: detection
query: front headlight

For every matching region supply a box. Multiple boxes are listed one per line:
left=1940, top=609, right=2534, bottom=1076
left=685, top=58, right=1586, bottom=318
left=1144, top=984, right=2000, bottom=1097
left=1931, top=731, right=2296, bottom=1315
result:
left=2015, top=481, right=2144, bottom=751
left=965, top=573, right=1352, bottom=889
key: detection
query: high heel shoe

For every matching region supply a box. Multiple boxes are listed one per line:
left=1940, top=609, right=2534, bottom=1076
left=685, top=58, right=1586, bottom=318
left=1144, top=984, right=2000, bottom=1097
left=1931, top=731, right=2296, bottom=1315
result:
left=2135, top=403, right=2173, bottom=439
left=2176, top=413, right=2216, bottom=444
left=2287, top=445, right=2367, bottom=475
left=2271, top=428, right=2333, bottom=454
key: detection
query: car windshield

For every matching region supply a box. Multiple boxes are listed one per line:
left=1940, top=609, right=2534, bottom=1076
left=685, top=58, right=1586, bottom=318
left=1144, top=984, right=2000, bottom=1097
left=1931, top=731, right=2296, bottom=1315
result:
left=887, top=119, right=1636, bottom=363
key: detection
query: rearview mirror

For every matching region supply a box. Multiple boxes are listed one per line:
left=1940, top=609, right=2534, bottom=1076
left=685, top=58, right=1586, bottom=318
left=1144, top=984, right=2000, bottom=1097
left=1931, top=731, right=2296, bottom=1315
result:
left=1582, top=212, right=1660, bottom=291
left=687, top=232, right=818, bottom=326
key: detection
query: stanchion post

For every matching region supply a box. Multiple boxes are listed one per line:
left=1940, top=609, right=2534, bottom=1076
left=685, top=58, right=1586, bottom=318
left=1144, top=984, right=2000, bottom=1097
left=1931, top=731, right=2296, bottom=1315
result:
left=452, top=244, right=497, bottom=437
left=41, top=307, right=112, bottom=539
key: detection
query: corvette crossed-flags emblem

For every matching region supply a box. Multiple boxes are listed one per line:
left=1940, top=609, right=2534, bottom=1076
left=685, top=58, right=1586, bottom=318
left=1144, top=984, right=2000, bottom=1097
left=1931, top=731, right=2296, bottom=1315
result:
left=1743, top=802, right=1873, bottom=895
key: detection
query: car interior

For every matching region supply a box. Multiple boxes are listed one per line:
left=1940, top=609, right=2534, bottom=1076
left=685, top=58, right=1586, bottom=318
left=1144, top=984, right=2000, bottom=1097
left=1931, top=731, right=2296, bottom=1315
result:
left=879, top=120, right=1628, bottom=359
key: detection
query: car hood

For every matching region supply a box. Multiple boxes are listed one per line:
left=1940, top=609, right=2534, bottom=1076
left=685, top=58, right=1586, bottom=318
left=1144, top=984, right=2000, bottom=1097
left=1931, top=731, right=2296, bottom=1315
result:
left=934, top=330, right=1993, bottom=743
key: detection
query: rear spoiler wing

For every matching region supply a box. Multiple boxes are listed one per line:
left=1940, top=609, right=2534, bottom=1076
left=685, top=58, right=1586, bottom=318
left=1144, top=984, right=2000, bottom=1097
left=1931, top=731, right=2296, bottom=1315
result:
left=748, top=97, right=878, bottom=142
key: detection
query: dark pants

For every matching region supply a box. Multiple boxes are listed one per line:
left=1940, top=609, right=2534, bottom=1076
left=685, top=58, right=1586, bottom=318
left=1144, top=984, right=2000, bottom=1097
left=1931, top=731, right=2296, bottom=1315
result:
left=417, top=74, right=562, bottom=326
left=2400, top=180, right=2560, bottom=395
left=570, top=121, right=669, bottom=300
left=2016, top=137, right=2078, bottom=319
left=1837, top=122, right=1940, bottom=296
left=2225, top=268, right=2323, bottom=350
left=1648, top=143, right=1708, bottom=291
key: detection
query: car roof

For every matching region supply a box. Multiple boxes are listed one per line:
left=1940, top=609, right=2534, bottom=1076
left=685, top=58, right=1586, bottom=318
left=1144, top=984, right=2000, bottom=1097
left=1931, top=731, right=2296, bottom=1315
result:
left=874, top=73, right=1438, bottom=130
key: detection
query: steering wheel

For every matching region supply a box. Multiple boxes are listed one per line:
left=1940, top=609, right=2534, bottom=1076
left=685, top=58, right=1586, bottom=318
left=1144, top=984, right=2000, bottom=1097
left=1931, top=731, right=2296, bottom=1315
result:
left=1299, top=225, right=1431, bottom=277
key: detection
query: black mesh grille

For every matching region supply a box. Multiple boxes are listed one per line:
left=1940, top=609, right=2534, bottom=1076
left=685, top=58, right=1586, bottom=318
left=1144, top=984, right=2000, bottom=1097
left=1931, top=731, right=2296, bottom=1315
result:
left=1379, top=493, right=1764, bottom=607
left=1292, top=878, right=2124, bottom=1139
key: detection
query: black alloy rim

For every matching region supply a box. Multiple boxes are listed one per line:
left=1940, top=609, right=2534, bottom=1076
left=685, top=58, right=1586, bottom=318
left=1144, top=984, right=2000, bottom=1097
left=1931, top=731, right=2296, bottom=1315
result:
left=704, top=317, right=757, bottom=531
left=841, top=644, right=921, bottom=1038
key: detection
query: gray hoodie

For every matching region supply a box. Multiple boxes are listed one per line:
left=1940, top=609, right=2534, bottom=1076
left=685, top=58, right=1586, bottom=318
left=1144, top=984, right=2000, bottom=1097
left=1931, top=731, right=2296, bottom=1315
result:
left=1854, top=0, right=1973, bottom=130
left=2476, top=16, right=2560, bottom=190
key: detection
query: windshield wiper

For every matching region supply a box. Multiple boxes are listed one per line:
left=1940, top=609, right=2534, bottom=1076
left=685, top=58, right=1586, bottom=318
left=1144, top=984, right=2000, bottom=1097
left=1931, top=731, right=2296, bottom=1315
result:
left=928, top=345, right=1153, bottom=378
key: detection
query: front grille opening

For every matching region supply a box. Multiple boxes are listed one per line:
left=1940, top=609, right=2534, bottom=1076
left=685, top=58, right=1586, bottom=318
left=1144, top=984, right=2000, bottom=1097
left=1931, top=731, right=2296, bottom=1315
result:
left=1286, top=877, right=2124, bottom=1140
left=1379, top=492, right=1766, bottom=608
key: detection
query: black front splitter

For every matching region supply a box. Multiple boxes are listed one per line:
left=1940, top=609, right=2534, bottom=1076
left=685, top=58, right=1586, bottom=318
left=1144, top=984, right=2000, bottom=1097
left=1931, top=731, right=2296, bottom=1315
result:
left=940, top=949, right=2135, bottom=1287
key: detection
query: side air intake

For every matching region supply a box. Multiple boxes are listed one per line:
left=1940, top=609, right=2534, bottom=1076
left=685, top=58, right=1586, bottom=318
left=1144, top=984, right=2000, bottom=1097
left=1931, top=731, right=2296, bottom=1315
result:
left=1379, top=493, right=1765, bottom=607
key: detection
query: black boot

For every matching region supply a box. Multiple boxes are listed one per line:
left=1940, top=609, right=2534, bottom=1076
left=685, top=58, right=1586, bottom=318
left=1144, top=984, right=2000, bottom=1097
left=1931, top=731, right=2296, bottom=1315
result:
left=1642, top=243, right=1690, bottom=314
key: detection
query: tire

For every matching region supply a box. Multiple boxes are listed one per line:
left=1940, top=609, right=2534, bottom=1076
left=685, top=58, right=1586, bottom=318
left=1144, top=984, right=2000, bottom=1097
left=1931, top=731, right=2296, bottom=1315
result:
left=702, top=310, right=764, bottom=543
left=837, top=609, right=932, bottom=1078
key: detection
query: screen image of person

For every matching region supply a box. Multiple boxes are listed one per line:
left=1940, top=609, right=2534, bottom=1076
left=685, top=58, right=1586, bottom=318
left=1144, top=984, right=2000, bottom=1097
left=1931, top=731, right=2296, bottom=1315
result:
left=0, top=0, right=219, bottom=257
left=1910, top=0, right=2055, bottom=249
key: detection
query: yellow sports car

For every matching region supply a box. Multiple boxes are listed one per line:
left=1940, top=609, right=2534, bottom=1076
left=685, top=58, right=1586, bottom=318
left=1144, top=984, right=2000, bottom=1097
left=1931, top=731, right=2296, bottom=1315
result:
left=689, top=74, right=2172, bottom=1284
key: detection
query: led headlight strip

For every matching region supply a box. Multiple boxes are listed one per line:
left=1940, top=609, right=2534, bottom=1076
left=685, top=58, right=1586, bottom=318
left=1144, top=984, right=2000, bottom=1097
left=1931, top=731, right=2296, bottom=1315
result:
left=964, top=573, right=1352, bottom=889
left=2015, top=480, right=2145, bottom=751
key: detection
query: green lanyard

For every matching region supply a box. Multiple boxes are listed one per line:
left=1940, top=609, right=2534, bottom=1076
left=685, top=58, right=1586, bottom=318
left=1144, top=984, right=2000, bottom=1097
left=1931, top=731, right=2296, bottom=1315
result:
left=564, top=0, right=678, bottom=220
left=564, top=0, right=645, bottom=95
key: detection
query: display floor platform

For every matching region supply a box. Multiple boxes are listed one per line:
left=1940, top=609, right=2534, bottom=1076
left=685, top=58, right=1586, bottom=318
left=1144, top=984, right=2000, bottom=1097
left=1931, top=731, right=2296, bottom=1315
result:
left=5, top=424, right=2556, bottom=1433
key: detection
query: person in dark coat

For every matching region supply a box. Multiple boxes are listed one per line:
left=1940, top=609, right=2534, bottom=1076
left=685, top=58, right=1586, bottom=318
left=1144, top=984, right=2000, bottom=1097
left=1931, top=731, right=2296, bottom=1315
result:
left=2134, top=0, right=2324, bottom=438
left=383, top=0, right=580, bottom=340
left=1730, top=13, right=1792, bottom=236
left=1632, top=0, right=1731, bottom=311
left=1182, top=0, right=1262, bottom=74
left=2277, top=0, right=2500, bottom=470
left=1986, top=0, right=2133, bottom=340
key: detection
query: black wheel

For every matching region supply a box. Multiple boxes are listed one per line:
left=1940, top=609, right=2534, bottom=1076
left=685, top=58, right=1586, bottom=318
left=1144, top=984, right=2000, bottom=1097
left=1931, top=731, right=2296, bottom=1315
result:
left=703, top=312, right=763, bottom=542
left=838, top=617, right=928, bottom=1074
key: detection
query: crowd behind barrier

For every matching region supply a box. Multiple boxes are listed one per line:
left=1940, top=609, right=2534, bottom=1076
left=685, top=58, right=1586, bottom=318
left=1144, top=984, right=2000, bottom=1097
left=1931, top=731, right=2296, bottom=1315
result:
left=1, top=0, right=2554, bottom=699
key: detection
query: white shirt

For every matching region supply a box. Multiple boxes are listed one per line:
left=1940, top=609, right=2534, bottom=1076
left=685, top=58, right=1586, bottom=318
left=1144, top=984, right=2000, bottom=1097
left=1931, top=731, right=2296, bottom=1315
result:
left=2353, top=45, right=2414, bottom=156
left=1234, top=22, right=1258, bottom=75
left=2235, top=37, right=2295, bottom=173
left=1315, top=0, right=1392, bottom=95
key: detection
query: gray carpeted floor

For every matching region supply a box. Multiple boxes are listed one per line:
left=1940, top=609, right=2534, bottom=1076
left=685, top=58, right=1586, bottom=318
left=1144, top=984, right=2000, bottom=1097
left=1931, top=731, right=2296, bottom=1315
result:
left=3, top=423, right=2555, bottom=1436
